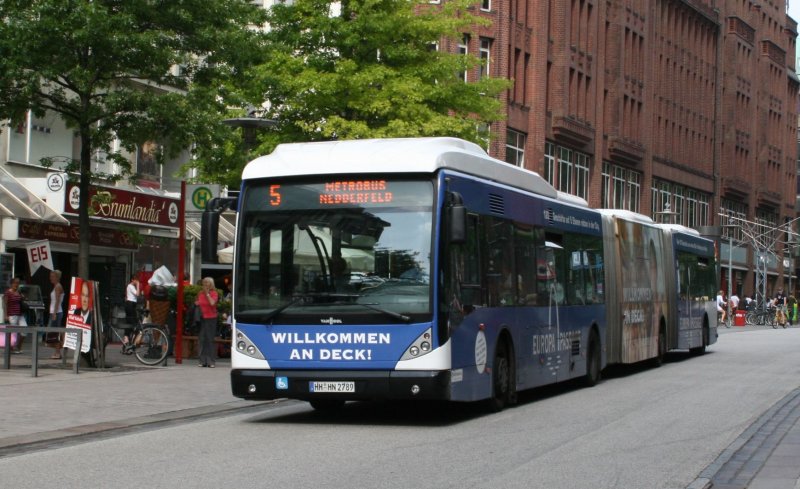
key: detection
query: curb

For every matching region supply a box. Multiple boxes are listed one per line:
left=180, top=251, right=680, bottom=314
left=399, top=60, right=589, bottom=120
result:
left=0, top=399, right=282, bottom=458
left=688, top=386, right=800, bottom=489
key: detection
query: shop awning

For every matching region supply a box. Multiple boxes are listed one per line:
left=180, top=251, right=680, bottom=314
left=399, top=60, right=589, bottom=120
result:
left=0, top=167, right=68, bottom=224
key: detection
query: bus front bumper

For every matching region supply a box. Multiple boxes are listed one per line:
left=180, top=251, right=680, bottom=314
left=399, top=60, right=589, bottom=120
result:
left=231, top=369, right=451, bottom=401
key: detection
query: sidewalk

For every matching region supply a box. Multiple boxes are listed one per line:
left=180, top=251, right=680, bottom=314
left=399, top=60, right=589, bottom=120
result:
left=689, top=325, right=800, bottom=489
left=0, top=339, right=271, bottom=455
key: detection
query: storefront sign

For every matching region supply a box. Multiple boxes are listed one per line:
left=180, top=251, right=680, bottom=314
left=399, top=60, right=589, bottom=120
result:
left=19, top=220, right=139, bottom=250
left=64, top=183, right=179, bottom=228
left=25, top=239, right=54, bottom=276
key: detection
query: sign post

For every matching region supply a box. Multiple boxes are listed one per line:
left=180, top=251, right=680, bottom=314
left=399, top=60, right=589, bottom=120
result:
left=176, top=181, right=186, bottom=364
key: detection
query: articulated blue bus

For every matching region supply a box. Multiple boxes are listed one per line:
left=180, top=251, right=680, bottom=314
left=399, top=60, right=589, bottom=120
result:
left=204, top=138, right=717, bottom=411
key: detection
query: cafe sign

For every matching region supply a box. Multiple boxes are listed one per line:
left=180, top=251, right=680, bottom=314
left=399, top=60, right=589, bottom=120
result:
left=64, top=183, right=179, bottom=229
left=19, top=220, right=139, bottom=250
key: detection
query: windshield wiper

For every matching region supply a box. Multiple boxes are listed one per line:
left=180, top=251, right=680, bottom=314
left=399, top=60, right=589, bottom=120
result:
left=259, top=296, right=306, bottom=323
left=355, top=303, right=411, bottom=322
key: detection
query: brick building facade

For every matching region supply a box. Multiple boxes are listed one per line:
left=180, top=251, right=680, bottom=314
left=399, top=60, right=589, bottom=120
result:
left=452, top=0, right=799, bottom=296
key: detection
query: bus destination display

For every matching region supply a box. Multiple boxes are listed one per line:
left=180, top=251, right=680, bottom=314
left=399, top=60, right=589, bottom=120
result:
left=269, top=180, right=393, bottom=207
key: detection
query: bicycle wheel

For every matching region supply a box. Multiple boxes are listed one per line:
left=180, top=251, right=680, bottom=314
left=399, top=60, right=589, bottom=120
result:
left=134, top=326, right=169, bottom=366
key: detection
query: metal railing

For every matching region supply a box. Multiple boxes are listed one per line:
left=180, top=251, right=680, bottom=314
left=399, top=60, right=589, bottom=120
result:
left=1, top=326, right=83, bottom=377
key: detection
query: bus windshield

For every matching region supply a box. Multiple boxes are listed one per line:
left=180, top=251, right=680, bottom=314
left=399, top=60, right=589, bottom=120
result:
left=235, top=179, right=434, bottom=324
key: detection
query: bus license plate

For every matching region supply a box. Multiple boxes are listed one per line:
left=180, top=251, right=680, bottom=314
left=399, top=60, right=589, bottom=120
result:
left=309, top=381, right=355, bottom=393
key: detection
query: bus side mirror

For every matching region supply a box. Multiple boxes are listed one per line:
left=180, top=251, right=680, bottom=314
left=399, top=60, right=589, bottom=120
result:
left=201, top=197, right=237, bottom=264
left=201, top=210, right=220, bottom=263
left=449, top=203, right=466, bottom=244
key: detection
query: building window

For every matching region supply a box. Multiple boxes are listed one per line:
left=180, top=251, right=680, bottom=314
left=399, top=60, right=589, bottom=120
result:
left=505, top=129, right=526, bottom=167
left=602, top=162, right=640, bottom=211
left=721, top=199, right=748, bottom=243
left=558, top=147, right=573, bottom=193
left=479, top=38, right=492, bottom=79
left=627, top=171, right=640, bottom=212
left=137, top=141, right=162, bottom=178
left=574, top=152, right=588, bottom=200
left=546, top=141, right=590, bottom=200
left=544, top=142, right=555, bottom=184
left=458, top=34, right=469, bottom=82
left=481, top=0, right=490, bottom=11
left=651, top=179, right=710, bottom=227
left=756, top=208, right=779, bottom=243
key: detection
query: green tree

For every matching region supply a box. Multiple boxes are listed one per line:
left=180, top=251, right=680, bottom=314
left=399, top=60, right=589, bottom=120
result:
left=0, top=0, right=266, bottom=278
left=241, top=0, right=509, bottom=159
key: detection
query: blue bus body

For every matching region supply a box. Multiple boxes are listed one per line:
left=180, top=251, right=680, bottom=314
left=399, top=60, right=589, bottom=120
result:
left=221, top=138, right=714, bottom=408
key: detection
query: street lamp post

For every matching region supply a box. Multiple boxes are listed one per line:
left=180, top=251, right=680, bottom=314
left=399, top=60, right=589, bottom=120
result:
left=721, top=225, right=736, bottom=325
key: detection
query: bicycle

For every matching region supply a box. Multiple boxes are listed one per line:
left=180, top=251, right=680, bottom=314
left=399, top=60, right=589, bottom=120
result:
left=718, top=309, right=732, bottom=328
left=773, top=306, right=788, bottom=329
left=109, top=305, right=169, bottom=366
left=745, top=305, right=777, bottom=327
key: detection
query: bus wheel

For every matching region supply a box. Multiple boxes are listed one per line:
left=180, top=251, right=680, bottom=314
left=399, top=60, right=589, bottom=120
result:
left=309, top=399, right=345, bottom=411
left=652, top=326, right=666, bottom=367
left=583, top=331, right=601, bottom=387
left=485, top=340, right=512, bottom=413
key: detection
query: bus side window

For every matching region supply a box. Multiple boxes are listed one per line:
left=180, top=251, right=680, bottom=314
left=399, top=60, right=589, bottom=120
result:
left=460, top=214, right=481, bottom=310
left=514, top=223, right=539, bottom=305
left=540, top=233, right=566, bottom=305
left=485, top=218, right=514, bottom=307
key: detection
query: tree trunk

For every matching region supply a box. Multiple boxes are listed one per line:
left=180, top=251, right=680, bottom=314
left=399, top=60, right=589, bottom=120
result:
left=78, top=126, right=92, bottom=279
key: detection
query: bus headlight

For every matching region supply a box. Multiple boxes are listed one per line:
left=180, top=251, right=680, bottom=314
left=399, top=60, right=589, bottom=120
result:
left=233, top=330, right=265, bottom=360
left=400, top=328, right=434, bottom=360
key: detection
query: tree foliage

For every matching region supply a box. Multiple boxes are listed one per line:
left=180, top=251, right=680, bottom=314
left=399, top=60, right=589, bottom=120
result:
left=0, top=0, right=266, bottom=277
left=238, top=0, right=510, bottom=159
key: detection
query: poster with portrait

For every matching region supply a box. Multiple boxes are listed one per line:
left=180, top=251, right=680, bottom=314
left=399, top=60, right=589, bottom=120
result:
left=64, top=277, right=93, bottom=353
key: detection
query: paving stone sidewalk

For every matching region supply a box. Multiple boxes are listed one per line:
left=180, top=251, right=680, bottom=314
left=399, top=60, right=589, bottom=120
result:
left=0, top=342, right=268, bottom=455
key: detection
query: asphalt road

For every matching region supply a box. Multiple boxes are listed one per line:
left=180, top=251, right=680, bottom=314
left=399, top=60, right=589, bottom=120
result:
left=3, top=326, right=799, bottom=489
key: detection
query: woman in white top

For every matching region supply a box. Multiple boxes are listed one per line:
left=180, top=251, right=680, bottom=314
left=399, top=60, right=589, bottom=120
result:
left=48, top=270, right=64, bottom=359
left=716, top=290, right=727, bottom=323
left=123, top=275, right=140, bottom=349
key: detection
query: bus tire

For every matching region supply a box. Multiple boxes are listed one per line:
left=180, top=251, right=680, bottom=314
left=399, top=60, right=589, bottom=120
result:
left=652, top=324, right=666, bottom=367
left=484, top=338, right=513, bottom=413
left=583, top=330, right=601, bottom=387
left=309, top=399, right=345, bottom=411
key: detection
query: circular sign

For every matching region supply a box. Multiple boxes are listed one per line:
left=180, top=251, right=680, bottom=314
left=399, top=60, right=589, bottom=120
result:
left=47, top=173, right=65, bottom=192
left=191, top=186, right=214, bottom=211
left=168, top=202, right=179, bottom=224
left=475, top=330, right=487, bottom=374
left=68, top=186, right=81, bottom=211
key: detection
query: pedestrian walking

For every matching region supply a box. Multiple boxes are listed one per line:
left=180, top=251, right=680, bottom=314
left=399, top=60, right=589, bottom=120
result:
left=729, top=292, right=740, bottom=311
left=47, top=270, right=64, bottom=359
left=3, top=277, right=27, bottom=353
left=195, top=277, right=219, bottom=368
left=774, top=288, right=787, bottom=326
left=123, top=275, right=140, bottom=348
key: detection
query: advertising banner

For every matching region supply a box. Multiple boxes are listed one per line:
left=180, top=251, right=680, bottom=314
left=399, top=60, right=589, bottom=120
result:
left=25, top=239, right=53, bottom=276
left=64, top=277, right=94, bottom=353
